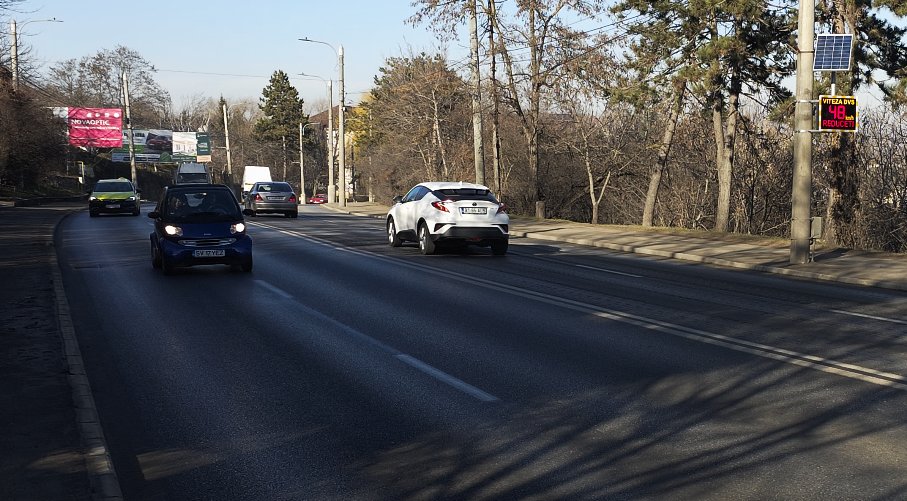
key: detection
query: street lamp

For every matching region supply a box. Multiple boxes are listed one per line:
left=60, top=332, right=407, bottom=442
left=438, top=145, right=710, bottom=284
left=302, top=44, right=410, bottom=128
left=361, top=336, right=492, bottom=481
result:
left=299, top=122, right=319, bottom=205
left=300, top=37, right=346, bottom=207
left=10, top=18, right=63, bottom=91
left=299, top=72, right=335, bottom=205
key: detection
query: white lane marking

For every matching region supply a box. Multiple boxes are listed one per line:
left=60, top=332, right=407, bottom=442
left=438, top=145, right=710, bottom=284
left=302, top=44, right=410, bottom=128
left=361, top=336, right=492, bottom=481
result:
left=573, top=263, right=642, bottom=277
left=831, top=309, right=907, bottom=325
left=242, top=249, right=499, bottom=402
left=254, top=280, right=293, bottom=299
left=250, top=220, right=907, bottom=391
left=396, top=354, right=499, bottom=402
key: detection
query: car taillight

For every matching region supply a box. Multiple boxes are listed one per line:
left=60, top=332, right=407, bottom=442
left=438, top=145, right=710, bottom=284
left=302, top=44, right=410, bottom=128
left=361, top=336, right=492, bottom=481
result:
left=289, top=195, right=297, bottom=203
left=497, top=203, right=508, bottom=214
left=431, top=201, right=450, bottom=212
left=254, top=194, right=263, bottom=201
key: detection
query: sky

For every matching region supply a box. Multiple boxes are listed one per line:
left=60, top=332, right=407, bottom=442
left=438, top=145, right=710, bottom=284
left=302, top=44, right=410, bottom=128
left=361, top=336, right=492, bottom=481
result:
left=11, top=0, right=468, bottom=110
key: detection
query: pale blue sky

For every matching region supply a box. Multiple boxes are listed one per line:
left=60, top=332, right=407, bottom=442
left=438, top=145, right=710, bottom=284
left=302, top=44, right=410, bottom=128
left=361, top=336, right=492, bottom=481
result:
left=13, top=1, right=467, bottom=108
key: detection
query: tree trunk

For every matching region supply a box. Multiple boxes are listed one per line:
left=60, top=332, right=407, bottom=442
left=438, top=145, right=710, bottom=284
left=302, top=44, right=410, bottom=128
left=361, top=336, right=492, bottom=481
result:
left=643, top=80, right=685, bottom=227
left=714, top=76, right=740, bottom=232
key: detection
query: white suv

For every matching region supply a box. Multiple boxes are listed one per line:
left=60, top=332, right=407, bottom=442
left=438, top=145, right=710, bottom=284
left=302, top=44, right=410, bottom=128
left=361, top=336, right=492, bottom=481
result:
left=386, top=182, right=510, bottom=255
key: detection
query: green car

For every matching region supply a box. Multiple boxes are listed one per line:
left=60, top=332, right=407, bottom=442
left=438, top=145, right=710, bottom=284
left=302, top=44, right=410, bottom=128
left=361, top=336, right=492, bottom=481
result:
left=89, top=178, right=142, bottom=217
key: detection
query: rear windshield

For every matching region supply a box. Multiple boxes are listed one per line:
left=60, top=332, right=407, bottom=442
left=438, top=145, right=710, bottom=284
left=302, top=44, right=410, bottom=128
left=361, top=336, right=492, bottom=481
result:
left=433, top=188, right=498, bottom=202
left=176, top=172, right=209, bottom=183
left=258, top=182, right=293, bottom=192
left=94, top=182, right=134, bottom=192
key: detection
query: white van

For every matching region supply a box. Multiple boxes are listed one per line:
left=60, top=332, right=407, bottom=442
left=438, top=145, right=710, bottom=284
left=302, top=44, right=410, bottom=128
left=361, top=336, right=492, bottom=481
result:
left=242, top=166, right=272, bottom=199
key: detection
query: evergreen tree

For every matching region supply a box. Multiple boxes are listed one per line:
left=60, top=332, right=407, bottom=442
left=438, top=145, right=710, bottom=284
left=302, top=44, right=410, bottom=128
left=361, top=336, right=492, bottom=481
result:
left=253, top=70, right=307, bottom=153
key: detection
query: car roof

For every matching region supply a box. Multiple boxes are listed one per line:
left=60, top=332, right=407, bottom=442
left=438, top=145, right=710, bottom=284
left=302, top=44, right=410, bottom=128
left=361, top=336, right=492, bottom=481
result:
left=418, top=181, right=490, bottom=191
left=96, top=177, right=132, bottom=184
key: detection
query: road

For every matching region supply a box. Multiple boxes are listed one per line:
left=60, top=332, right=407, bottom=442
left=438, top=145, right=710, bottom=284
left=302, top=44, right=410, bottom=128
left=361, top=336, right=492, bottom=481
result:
left=57, top=203, right=907, bottom=500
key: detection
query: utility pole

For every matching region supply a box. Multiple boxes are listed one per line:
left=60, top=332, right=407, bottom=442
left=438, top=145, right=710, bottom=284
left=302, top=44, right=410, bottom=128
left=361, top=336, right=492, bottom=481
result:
left=222, top=103, right=233, bottom=178
left=122, top=71, right=138, bottom=187
left=10, top=20, right=18, bottom=91
left=338, top=45, right=347, bottom=207
left=299, top=123, right=307, bottom=204
left=469, top=0, right=486, bottom=186
left=327, top=81, right=335, bottom=204
left=791, top=0, right=815, bottom=264
left=282, top=135, right=287, bottom=181
left=488, top=0, right=502, bottom=197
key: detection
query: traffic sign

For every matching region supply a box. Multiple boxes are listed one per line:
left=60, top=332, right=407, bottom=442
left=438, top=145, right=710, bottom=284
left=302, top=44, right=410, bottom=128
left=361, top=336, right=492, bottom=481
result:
left=818, top=95, right=858, bottom=131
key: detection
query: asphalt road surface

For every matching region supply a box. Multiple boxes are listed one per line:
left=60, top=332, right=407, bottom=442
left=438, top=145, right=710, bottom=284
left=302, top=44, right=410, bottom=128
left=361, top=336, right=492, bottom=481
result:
left=57, top=204, right=907, bottom=500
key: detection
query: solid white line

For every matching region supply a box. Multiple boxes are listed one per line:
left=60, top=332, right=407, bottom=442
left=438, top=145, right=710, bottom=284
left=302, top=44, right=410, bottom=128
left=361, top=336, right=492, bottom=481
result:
left=250, top=220, right=907, bottom=391
left=574, top=263, right=642, bottom=277
left=831, top=309, right=907, bottom=325
left=254, top=280, right=293, bottom=299
left=396, top=354, right=499, bottom=402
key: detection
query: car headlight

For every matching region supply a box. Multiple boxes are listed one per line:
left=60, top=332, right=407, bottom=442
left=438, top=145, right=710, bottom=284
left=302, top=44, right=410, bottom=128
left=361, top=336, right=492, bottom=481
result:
left=89, top=196, right=97, bottom=201
left=128, top=195, right=137, bottom=201
left=164, top=225, right=183, bottom=236
left=231, top=222, right=246, bottom=234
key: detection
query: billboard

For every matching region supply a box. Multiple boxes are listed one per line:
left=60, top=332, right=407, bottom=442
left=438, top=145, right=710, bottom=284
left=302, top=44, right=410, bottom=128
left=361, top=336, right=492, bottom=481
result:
left=67, top=108, right=123, bottom=148
left=113, top=129, right=174, bottom=163
left=172, top=132, right=197, bottom=162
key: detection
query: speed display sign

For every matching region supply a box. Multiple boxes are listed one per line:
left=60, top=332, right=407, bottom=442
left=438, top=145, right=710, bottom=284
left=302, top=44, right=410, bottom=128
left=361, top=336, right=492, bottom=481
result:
left=818, top=95, right=858, bottom=131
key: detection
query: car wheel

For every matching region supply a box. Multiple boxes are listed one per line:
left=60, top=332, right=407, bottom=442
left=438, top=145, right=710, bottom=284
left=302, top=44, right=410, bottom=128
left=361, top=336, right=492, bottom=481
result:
left=287, top=211, right=298, bottom=218
left=89, top=211, right=98, bottom=218
left=418, top=223, right=436, bottom=255
left=241, top=258, right=253, bottom=272
left=387, top=219, right=403, bottom=247
left=151, top=241, right=161, bottom=269
left=132, top=208, right=140, bottom=216
left=491, top=239, right=509, bottom=256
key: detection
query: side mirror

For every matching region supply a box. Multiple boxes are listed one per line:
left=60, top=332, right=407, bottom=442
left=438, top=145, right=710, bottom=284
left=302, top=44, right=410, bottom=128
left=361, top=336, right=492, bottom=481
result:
left=136, top=188, right=142, bottom=194
left=393, top=195, right=404, bottom=204
left=147, top=211, right=160, bottom=219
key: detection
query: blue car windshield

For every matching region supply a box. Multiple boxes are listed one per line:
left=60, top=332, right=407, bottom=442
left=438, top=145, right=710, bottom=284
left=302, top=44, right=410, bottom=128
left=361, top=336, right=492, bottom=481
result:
left=165, top=190, right=240, bottom=221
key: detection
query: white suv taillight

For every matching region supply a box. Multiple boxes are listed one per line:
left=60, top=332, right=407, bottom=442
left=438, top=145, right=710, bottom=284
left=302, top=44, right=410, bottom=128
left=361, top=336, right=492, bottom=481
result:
left=431, top=201, right=450, bottom=212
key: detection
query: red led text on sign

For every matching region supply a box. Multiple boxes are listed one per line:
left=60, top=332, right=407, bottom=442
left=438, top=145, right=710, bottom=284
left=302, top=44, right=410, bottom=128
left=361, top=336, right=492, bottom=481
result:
left=818, top=95, right=858, bottom=131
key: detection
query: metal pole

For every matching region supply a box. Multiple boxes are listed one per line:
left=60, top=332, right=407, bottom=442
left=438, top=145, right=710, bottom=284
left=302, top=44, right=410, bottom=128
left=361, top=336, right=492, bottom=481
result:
left=122, top=71, right=138, bottom=187
left=222, top=103, right=233, bottom=177
left=790, top=0, right=815, bottom=264
left=469, top=0, right=486, bottom=185
left=338, top=45, right=347, bottom=207
left=327, top=80, right=335, bottom=204
left=10, top=20, right=18, bottom=91
left=299, top=123, right=306, bottom=204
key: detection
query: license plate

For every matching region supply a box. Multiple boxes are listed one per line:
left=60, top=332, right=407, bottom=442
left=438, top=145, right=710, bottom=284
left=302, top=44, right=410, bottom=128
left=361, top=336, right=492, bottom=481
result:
left=106, top=204, right=120, bottom=208
left=267, top=196, right=283, bottom=201
left=193, top=249, right=225, bottom=258
left=460, top=207, right=487, bottom=214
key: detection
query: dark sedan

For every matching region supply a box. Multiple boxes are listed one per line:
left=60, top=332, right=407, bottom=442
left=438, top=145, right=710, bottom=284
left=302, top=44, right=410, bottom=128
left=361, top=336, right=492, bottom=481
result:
left=148, top=184, right=253, bottom=274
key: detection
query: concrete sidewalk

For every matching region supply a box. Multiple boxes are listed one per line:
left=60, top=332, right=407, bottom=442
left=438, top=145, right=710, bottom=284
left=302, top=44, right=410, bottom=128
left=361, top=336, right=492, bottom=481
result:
left=326, top=201, right=907, bottom=292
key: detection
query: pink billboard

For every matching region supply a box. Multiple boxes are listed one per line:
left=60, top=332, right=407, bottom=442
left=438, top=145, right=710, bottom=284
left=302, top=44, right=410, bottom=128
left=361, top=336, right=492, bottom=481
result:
left=68, top=108, right=123, bottom=148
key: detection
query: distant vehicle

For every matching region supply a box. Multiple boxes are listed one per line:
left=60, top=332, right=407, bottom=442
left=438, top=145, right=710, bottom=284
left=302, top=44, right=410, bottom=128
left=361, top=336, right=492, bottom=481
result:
left=244, top=181, right=298, bottom=218
left=241, top=166, right=272, bottom=199
left=148, top=183, right=254, bottom=274
left=174, top=162, right=211, bottom=184
left=308, top=193, right=327, bottom=204
left=386, top=181, right=509, bottom=255
left=88, top=178, right=141, bottom=217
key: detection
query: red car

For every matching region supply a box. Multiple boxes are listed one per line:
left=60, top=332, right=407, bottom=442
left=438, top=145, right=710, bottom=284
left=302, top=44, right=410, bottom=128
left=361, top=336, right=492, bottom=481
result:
left=308, top=193, right=327, bottom=204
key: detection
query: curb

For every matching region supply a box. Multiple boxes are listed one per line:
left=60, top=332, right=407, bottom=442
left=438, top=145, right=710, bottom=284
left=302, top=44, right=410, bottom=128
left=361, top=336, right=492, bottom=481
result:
left=319, top=204, right=907, bottom=293
left=51, top=211, right=123, bottom=500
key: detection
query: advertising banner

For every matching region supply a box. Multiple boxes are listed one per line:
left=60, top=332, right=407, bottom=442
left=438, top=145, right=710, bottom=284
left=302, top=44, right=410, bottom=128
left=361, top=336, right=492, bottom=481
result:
left=68, top=108, right=123, bottom=148
left=172, top=132, right=197, bottom=162
left=113, top=129, right=174, bottom=163
left=196, top=133, right=212, bottom=162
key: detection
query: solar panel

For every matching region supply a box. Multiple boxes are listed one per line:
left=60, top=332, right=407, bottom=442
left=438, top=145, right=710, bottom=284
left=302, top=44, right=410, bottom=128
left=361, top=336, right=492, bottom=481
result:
left=814, top=34, right=853, bottom=71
